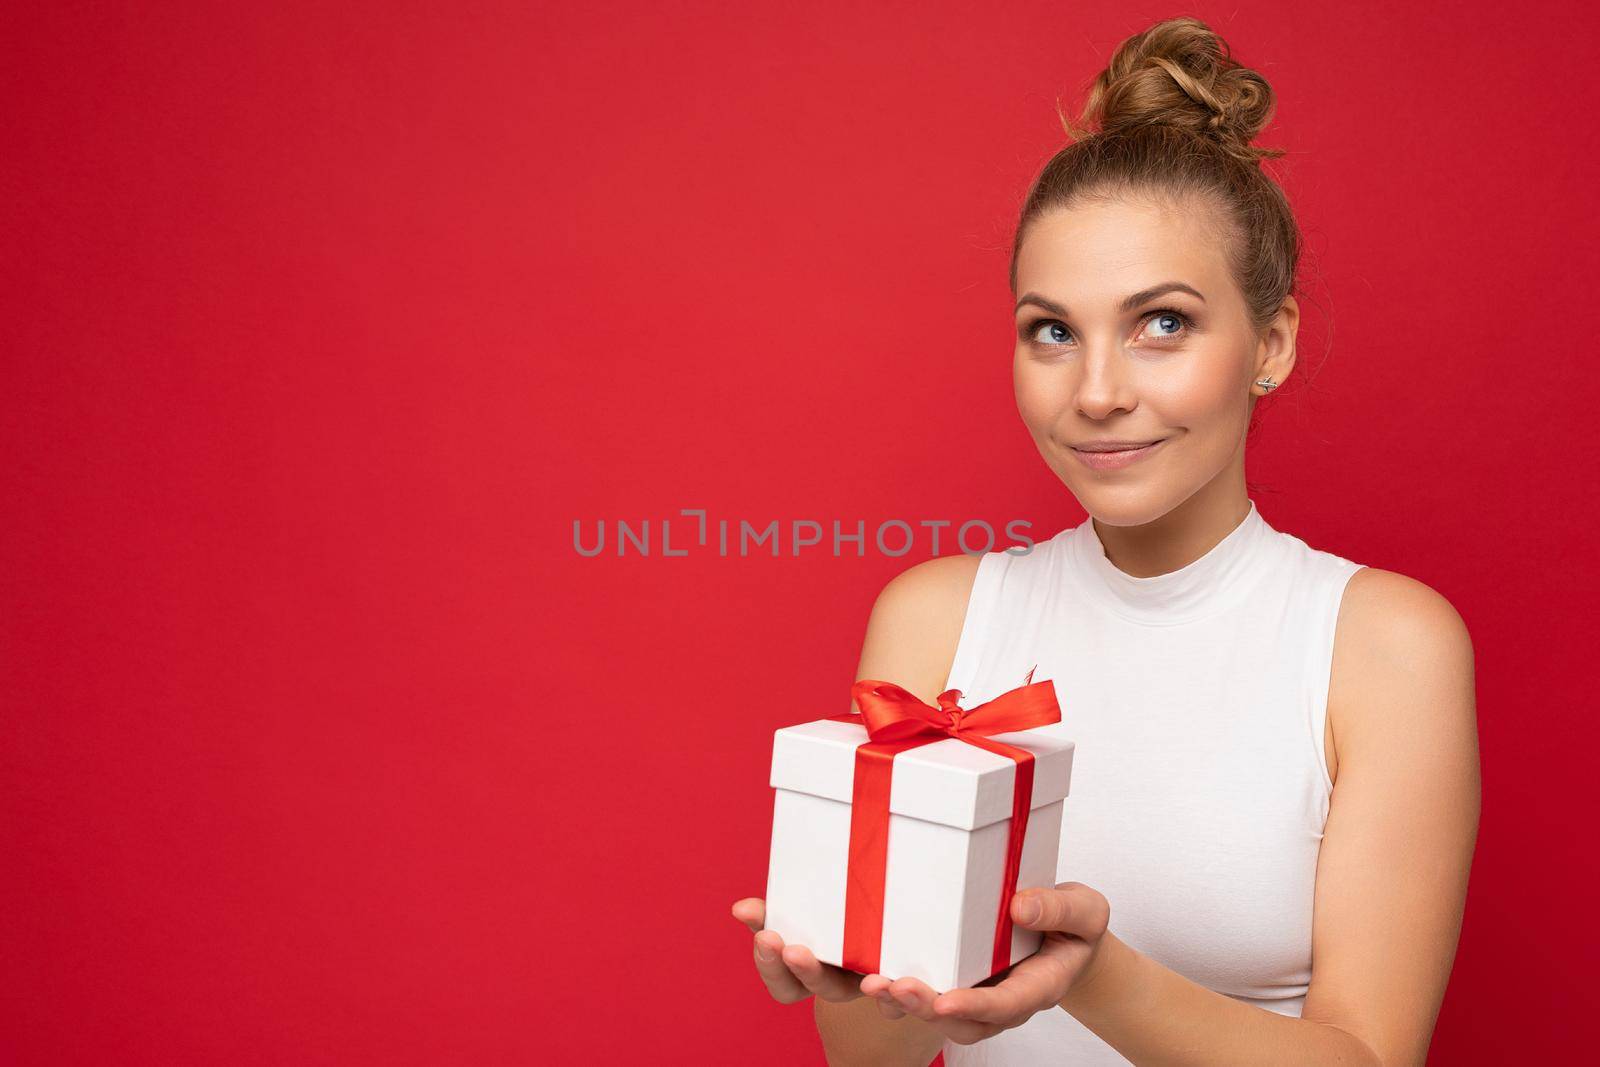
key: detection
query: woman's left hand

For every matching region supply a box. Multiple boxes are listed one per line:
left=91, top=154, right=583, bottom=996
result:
left=860, top=881, right=1112, bottom=1046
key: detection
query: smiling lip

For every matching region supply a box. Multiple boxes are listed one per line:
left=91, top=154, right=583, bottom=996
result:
left=1069, top=438, right=1167, bottom=471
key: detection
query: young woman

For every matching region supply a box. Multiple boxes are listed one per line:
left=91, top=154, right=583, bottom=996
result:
left=730, top=17, right=1479, bottom=1066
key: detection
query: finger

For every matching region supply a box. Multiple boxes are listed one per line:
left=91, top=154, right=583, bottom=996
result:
left=925, top=993, right=1005, bottom=1046
left=872, top=990, right=907, bottom=1020
left=934, top=953, right=1074, bottom=1028
left=779, top=943, right=864, bottom=1002
left=752, top=931, right=811, bottom=1004
left=935, top=1015, right=1004, bottom=1047
left=731, top=898, right=765, bottom=933
left=1012, top=882, right=1110, bottom=940
left=860, top=974, right=908, bottom=1017
left=858, top=973, right=894, bottom=998
left=887, top=976, right=941, bottom=1022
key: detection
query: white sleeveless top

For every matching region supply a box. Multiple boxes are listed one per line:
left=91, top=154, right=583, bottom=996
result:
left=940, top=499, right=1366, bottom=1065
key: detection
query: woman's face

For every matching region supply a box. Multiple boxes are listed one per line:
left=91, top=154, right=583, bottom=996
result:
left=1012, top=196, right=1296, bottom=527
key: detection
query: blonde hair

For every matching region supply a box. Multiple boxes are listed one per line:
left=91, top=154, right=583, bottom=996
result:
left=1010, top=17, right=1300, bottom=342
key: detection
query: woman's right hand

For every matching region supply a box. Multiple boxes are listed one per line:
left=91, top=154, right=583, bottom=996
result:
left=731, top=897, right=868, bottom=1004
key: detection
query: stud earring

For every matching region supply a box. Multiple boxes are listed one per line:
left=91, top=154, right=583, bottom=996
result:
left=1254, top=377, right=1278, bottom=393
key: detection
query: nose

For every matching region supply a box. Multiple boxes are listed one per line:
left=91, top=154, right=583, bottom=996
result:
left=1073, top=341, right=1138, bottom=420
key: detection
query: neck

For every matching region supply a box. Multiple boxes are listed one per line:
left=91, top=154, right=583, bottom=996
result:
left=1090, top=478, right=1252, bottom=579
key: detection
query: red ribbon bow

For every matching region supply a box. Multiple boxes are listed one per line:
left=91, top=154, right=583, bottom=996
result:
left=826, top=678, right=1062, bottom=980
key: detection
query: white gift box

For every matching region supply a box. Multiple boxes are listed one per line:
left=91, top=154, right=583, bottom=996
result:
left=763, top=712, right=1076, bottom=992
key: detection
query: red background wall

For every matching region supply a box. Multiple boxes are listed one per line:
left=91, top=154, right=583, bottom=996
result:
left=4, top=2, right=1595, bottom=1063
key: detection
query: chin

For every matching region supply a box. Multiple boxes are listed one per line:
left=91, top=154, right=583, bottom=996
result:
left=1067, top=481, right=1180, bottom=528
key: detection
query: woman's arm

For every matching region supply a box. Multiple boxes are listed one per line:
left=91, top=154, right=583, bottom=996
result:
left=1052, top=569, right=1480, bottom=1066
left=813, top=552, right=985, bottom=1067
left=1055, top=932, right=1384, bottom=1064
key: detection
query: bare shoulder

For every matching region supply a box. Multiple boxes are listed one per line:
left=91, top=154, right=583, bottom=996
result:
left=1326, top=566, right=1477, bottom=783
left=855, top=552, right=986, bottom=703
left=876, top=551, right=985, bottom=607
left=1306, top=566, right=1480, bottom=1064
left=1336, top=566, right=1474, bottom=672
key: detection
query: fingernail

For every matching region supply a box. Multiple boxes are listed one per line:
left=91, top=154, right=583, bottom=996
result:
left=756, top=942, right=776, bottom=962
left=1016, top=895, right=1041, bottom=924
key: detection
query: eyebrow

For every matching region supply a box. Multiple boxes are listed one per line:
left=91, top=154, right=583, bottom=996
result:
left=1014, top=282, right=1207, bottom=318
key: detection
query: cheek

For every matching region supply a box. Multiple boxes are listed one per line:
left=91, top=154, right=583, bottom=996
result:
left=1012, top=356, right=1065, bottom=431
left=1136, top=352, right=1244, bottom=428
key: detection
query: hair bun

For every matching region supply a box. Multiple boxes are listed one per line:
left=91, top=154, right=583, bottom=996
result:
left=1066, top=17, right=1282, bottom=164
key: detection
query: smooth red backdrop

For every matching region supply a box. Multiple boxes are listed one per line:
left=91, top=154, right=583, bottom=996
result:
left=5, top=2, right=1595, bottom=1063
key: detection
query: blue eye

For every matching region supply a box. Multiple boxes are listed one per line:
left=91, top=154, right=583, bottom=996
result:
left=1030, top=320, right=1072, bottom=345
left=1021, top=308, right=1194, bottom=347
left=1144, top=310, right=1189, bottom=338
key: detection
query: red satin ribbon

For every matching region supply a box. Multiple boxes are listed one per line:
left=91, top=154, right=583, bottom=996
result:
left=825, top=678, right=1062, bottom=980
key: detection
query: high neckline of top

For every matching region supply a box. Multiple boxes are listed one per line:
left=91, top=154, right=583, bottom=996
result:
left=1065, top=499, right=1276, bottom=626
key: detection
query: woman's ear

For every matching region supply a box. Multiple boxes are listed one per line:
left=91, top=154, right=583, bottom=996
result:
left=1253, top=295, right=1299, bottom=388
